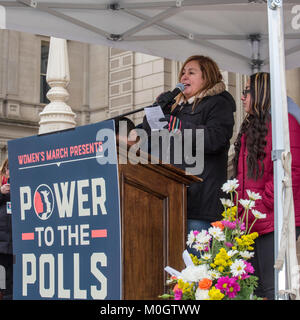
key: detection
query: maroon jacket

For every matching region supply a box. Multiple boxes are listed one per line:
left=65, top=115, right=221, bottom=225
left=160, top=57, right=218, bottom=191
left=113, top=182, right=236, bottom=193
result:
left=236, top=114, right=300, bottom=235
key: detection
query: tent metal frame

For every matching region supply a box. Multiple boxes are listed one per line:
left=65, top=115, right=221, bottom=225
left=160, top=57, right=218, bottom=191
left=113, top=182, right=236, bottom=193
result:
left=0, top=0, right=299, bottom=69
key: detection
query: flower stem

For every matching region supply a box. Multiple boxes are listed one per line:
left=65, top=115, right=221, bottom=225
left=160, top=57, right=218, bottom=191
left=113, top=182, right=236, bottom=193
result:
left=245, top=208, right=249, bottom=233
left=241, top=207, right=247, bottom=225
left=235, top=191, right=239, bottom=215
left=248, top=218, right=257, bottom=234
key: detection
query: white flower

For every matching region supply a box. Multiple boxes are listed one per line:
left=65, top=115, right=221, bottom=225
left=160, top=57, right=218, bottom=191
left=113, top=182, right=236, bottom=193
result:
left=195, top=288, right=209, bottom=300
left=246, top=190, right=262, bottom=201
left=239, top=251, right=255, bottom=260
left=208, top=227, right=225, bottom=241
left=201, top=253, right=212, bottom=261
left=208, top=269, right=221, bottom=280
left=230, top=259, right=246, bottom=277
left=221, top=179, right=239, bottom=193
left=227, top=250, right=238, bottom=257
left=251, top=209, right=266, bottom=219
left=180, top=264, right=210, bottom=282
left=239, top=199, right=255, bottom=209
left=195, top=230, right=211, bottom=244
left=193, top=243, right=206, bottom=251
left=220, top=198, right=234, bottom=208
left=186, top=230, right=196, bottom=247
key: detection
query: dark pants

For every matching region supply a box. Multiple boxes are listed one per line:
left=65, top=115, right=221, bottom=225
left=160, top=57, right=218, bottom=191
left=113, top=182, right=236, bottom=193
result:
left=251, top=228, right=300, bottom=300
left=0, top=254, right=13, bottom=300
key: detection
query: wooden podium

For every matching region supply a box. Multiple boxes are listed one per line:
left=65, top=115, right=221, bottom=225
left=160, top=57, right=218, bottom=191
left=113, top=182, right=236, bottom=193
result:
left=118, top=140, right=201, bottom=299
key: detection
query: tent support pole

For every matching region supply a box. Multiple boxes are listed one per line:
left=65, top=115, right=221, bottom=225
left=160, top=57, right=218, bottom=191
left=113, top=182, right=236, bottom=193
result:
left=267, top=0, right=288, bottom=300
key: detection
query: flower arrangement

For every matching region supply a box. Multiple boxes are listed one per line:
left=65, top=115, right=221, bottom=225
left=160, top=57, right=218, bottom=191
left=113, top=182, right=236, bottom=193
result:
left=161, top=179, right=265, bottom=300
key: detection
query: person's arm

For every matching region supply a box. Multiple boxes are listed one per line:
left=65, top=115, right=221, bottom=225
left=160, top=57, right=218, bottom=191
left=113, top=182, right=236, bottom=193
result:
left=142, top=92, right=174, bottom=134
left=262, top=179, right=274, bottom=210
left=259, top=124, right=274, bottom=211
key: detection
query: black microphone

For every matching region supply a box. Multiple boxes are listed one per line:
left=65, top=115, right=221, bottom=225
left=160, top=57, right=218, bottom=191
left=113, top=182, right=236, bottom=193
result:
left=107, top=83, right=186, bottom=122
left=156, top=83, right=185, bottom=108
left=171, top=83, right=186, bottom=97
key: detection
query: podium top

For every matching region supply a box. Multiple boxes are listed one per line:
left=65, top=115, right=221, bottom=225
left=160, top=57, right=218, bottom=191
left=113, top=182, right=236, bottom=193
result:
left=117, top=137, right=202, bottom=185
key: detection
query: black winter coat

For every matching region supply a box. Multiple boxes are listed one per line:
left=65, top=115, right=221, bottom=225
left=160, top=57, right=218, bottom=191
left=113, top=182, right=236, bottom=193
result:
left=0, top=192, right=12, bottom=254
left=143, top=88, right=236, bottom=222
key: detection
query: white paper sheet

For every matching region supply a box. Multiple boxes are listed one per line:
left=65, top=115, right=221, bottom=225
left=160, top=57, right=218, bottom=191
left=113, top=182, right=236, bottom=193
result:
left=144, top=105, right=168, bottom=131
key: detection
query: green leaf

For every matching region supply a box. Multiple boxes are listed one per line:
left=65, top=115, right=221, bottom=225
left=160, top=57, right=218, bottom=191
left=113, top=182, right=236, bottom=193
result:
left=159, top=294, right=174, bottom=299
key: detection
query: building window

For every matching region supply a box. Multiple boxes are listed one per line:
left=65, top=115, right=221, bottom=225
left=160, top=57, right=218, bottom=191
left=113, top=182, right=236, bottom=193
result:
left=40, top=41, right=50, bottom=104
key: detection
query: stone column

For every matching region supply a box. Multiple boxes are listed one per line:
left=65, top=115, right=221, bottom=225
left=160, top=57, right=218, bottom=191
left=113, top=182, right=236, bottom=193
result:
left=39, top=37, right=76, bottom=134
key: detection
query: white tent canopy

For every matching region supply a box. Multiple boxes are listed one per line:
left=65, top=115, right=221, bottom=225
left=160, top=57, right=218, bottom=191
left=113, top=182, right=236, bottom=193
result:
left=0, top=0, right=299, bottom=74
left=0, top=0, right=299, bottom=300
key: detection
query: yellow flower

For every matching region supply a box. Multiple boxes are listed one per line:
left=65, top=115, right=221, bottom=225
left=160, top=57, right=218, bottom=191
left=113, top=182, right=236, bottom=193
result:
left=208, top=286, right=225, bottom=300
left=234, top=232, right=259, bottom=250
left=222, top=206, right=237, bottom=221
left=178, top=279, right=193, bottom=294
left=190, top=254, right=202, bottom=265
left=250, top=232, right=259, bottom=239
left=212, top=248, right=232, bottom=270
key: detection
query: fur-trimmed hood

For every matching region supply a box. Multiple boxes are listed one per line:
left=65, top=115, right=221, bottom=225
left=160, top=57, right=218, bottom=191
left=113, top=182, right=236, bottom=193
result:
left=175, top=81, right=236, bottom=115
left=198, top=81, right=226, bottom=99
left=178, top=81, right=226, bottom=105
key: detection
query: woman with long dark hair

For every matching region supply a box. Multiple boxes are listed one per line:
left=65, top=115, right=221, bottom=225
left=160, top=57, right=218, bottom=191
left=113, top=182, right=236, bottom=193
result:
left=143, top=55, right=236, bottom=234
left=233, top=72, right=300, bottom=299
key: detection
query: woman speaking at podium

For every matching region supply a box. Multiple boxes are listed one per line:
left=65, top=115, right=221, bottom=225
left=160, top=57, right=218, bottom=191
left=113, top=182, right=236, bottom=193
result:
left=143, top=55, right=236, bottom=239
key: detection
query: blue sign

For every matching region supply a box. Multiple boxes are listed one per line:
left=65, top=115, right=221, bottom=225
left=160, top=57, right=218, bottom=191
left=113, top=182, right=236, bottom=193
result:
left=8, top=120, right=121, bottom=300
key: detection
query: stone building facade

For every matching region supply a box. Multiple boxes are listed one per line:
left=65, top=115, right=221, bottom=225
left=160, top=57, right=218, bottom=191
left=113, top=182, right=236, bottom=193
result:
left=0, top=29, right=300, bottom=177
